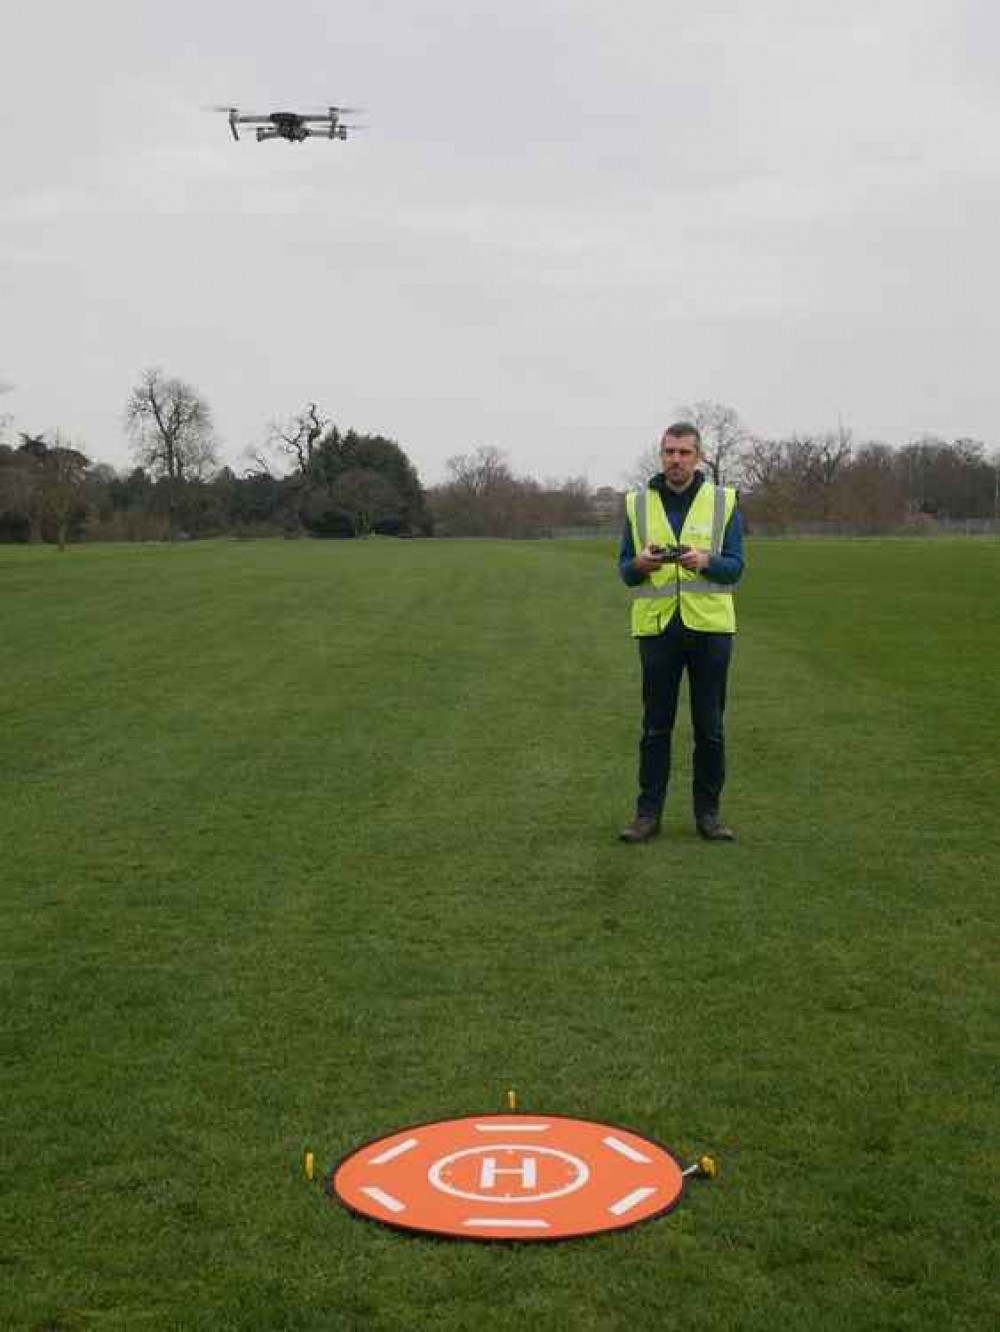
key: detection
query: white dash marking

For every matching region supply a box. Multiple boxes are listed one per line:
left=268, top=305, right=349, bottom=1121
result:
left=609, top=1187, right=657, bottom=1216
left=603, top=1135, right=653, bottom=1164
left=361, top=1186, right=406, bottom=1214
left=463, top=1218, right=550, bottom=1229
left=475, top=1124, right=550, bottom=1133
left=370, top=1137, right=419, bottom=1165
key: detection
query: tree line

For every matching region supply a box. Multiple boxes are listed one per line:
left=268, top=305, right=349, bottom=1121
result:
left=738, top=431, right=999, bottom=533
left=0, top=370, right=436, bottom=545
left=0, top=368, right=600, bottom=545
left=1, top=380, right=997, bottom=545
left=627, top=401, right=999, bottom=535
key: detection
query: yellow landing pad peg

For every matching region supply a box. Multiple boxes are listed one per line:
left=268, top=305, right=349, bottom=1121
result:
left=506, top=1088, right=518, bottom=1111
left=682, top=1154, right=719, bottom=1180
left=304, top=1151, right=315, bottom=1181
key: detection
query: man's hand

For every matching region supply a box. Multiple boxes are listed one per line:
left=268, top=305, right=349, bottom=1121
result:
left=679, top=548, right=710, bottom=573
left=635, top=543, right=667, bottom=575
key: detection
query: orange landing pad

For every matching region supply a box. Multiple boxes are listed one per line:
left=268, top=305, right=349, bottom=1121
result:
left=330, top=1114, right=685, bottom=1241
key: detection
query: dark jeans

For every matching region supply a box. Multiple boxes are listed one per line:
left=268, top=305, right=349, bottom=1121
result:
left=636, top=618, right=733, bottom=820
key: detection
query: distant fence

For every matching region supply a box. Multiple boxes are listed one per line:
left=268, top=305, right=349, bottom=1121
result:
left=549, top=519, right=1000, bottom=541
left=748, top=519, right=1000, bottom=538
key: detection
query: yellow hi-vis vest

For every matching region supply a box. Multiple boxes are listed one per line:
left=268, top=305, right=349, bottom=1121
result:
left=626, top=481, right=737, bottom=636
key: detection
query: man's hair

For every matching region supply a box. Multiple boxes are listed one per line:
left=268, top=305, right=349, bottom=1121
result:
left=661, top=422, right=702, bottom=448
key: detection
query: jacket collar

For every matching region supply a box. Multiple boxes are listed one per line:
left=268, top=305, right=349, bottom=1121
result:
left=649, top=470, right=705, bottom=499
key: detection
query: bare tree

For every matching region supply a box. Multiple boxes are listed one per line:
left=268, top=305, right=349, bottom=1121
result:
left=770, top=433, right=848, bottom=520
left=265, top=402, right=329, bottom=477
left=445, top=446, right=512, bottom=494
left=446, top=446, right=518, bottom=534
left=429, top=447, right=522, bottom=536
left=736, top=436, right=800, bottom=531
left=431, top=451, right=598, bottom=537
left=544, top=475, right=594, bottom=528
left=737, top=433, right=842, bottom=529
left=830, top=442, right=906, bottom=532
left=736, top=436, right=786, bottom=491
left=622, top=440, right=662, bottom=493
left=624, top=403, right=747, bottom=492
left=674, top=400, right=747, bottom=484
left=897, top=435, right=996, bottom=520
left=125, top=368, right=219, bottom=539
left=815, top=425, right=853, bottom=486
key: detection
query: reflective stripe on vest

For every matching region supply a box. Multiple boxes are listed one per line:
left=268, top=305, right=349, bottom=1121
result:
left=632, top=578, right=729, bottom=598
left=626, top=482, right=737, bottom=634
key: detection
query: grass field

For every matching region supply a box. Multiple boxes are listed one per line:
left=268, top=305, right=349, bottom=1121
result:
left=2, top=536, right=999, bottom=1331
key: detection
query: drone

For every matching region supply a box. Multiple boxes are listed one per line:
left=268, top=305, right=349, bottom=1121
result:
left=213, top=105, right=362, bottom=143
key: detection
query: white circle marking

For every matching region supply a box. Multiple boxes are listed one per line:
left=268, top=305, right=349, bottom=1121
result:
left=427, top=1145, right=590, bottom=1204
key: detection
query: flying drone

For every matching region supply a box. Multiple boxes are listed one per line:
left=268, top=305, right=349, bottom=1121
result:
left=212, top=105, right=362, bottom=143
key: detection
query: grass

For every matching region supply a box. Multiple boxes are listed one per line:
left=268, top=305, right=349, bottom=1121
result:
left=2, top=535, right=999, bottom=1331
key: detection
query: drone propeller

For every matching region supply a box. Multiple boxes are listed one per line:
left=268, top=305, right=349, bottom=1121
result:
left=205, top=104, right=365, bottom=118
left=293, top=105, right=366, bottom=118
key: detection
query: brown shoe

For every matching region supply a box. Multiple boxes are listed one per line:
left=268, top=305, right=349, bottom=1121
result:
left=696, top=814, right=736, bottom=842
left=619, top=814, right=662, bottom=844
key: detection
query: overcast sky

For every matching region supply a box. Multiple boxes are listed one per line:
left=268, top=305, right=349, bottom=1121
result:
left=2, top=0, right=999, bottom=486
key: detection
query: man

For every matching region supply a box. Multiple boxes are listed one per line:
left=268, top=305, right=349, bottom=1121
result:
left=618, top=423, right=745, bottom=843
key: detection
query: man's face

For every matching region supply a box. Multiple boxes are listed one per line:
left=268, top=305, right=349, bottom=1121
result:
left=660, top=433, right=701, bottom=490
